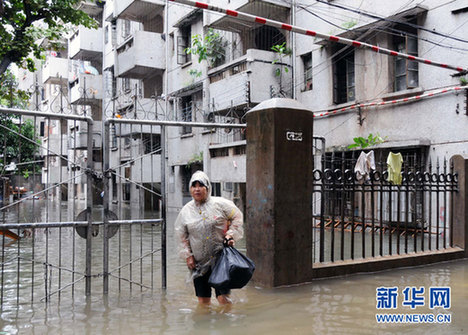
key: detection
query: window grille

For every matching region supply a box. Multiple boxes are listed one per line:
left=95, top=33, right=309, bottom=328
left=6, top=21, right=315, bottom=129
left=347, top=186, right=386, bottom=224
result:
left=177, top=26, right=191, bottom=65
left=394, top=33, right=418, bottom=91
left=302, top=52, right=313, bottom=91
left=333, top=49, right=355, bottom=104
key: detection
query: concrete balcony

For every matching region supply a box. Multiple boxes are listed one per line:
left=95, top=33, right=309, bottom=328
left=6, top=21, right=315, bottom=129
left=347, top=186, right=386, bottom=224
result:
left=114, top=97, right=162, bottom=135
left=42, top=166, right=69, bottom=185
left=67, top=122, right=103, bottom=150
left=116, top=31, right=165, bottom=79
left=114, top=0, right=165, bottom=22
left=208, top=49, right=292, bottom=112
left=68, top=132, right=103, bottom=151
left=208, top=141, right=246, bottom=184
left=42, top=57, right=69, bottom=85
left=121, top=155, right=162, bottom=183
left=69, top=74, right=103, bottom=105
left=114, top=124, right=161, bottom=138
left=115, top=96, right=165, bottom=120
left=77, top=1, right=104, bottom=17
left=209, top=0, right=289, bottom=31
left=41, top=136, right=68, bottom=157
left=69, top=26, right=103, bottom=61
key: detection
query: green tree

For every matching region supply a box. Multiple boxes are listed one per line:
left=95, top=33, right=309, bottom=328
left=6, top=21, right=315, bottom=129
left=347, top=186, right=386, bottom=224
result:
left=0, top=0, right=97, bottom=75
left=0, top=118, right=40, bottom=176
left=271, top=42, right=292, bottom=97
left=185, top=28, right=227, bottom=68
left=0, top=64, right=38, bottom=177
left=0, top=69, right=30, bottom=108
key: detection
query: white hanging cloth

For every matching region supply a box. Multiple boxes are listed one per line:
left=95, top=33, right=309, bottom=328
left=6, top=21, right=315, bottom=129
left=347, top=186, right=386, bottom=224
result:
left=354, top=150, right=376, bottom=183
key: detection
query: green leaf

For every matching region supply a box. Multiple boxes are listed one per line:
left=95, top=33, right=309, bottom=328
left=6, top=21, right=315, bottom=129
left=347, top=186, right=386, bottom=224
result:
left=0, top=0, right=97, bottom=76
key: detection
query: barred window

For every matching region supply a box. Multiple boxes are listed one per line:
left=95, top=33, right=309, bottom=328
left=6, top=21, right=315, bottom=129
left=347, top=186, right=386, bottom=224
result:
left=394, top=28, right=418, bottom=91
left=333, top=48, right=355, bottom=104
left=301, top=52, right=312, bottom=91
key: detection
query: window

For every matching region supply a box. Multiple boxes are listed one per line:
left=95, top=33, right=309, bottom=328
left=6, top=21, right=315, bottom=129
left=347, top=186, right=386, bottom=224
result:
left=122, top=19, right=131, bottom=39
left=211, top=182, right=221, bottom=196
left=105, top=25, right=109, bottom=44
left=181, top=166, right=199, bottom=197
left=210, top=147, right=229, bottom=158
left=333, top=49, right=355, bottom=104
left=169, top=167, right=175, bottom=193
left=301, top=52, right=313, bottom=91
left=177, top=25, right=191, bottom=65
left=112, top=174, right=117, bottom=200
left=143, top=134, right=161, bottom=154
left=234, top=146, right=246, bottom=155
left=122, top=78, right=131, bottom=93
left=122, top=183, right=130, bottom=201
left=169, top=32, right=175, bottom=57
left=253, top=25, right=286, bottom=51
left=40, top=121, right=45, bottom=137
left=181, top=96, right=192, bottom=134
left=224, top=182, right=233, bottom=192
left=111, top=19, right=117, bottom=46
left=394, top=26, right=418, bottom=92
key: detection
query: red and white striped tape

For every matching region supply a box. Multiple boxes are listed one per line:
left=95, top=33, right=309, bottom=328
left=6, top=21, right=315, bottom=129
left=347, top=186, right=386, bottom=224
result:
left=312, top=86, right=467, bottom=118
left=169, top=0, right=467, bottom=73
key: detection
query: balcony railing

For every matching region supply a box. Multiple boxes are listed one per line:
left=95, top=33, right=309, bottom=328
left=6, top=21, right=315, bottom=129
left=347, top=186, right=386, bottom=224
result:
left=208, top=49, right=292, bottom=112
left=69, top=74, right=103, bottom=105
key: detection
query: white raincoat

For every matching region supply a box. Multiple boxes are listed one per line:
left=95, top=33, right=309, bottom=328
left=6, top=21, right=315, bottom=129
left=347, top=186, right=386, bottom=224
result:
left=174, top=171, right=244, bottom=277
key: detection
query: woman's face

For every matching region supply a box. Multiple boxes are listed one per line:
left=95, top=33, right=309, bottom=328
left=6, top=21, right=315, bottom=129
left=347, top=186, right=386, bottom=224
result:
left=190, top=181, right=208, bottom=203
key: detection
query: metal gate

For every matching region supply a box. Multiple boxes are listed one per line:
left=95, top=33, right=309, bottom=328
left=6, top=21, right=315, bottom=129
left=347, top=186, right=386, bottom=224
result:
left=0, top=105, right=245, bottom=307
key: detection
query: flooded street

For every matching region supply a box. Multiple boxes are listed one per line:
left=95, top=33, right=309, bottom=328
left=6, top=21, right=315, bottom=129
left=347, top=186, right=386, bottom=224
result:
left=1, top=204, right=468, bottom=334
left=2, top=257, right=467, bottom=334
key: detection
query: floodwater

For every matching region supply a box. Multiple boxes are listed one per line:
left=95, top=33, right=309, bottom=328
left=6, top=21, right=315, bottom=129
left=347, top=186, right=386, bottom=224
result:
left=1, top=201, right=468, bottom=334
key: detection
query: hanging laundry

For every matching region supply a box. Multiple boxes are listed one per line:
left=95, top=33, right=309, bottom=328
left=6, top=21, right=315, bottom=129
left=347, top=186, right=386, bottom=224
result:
left=354, top=150, right=376, bottom=183
left=387, top=152, right=403, bottom=185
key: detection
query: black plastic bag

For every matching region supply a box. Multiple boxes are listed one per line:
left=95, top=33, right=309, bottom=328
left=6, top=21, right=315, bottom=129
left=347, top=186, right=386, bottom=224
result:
left=208, top=247, right=255, bottom=291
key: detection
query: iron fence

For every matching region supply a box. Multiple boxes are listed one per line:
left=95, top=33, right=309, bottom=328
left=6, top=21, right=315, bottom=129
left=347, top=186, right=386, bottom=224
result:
left=312, top=153, right=458, bottom=264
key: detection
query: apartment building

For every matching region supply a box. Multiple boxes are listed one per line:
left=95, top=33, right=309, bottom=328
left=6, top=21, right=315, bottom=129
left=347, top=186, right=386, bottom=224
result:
left=99, top=0, right=293, bottom=212
left=22, top=0, right=468, bottom=214
left=294, top=1, right=468, bottom=168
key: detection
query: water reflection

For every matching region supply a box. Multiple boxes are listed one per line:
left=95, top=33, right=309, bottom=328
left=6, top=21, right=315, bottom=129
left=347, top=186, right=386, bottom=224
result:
left=1, top=204, right=467, bottom=334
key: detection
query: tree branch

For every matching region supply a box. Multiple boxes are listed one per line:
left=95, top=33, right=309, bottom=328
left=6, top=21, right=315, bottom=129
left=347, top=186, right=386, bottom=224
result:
left=0, top=56, right=13, bottom=78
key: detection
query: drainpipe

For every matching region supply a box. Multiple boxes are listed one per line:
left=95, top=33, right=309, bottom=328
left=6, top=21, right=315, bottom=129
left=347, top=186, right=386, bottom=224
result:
left=162, top=0, right=170, bottom=290
left=85, top=119, right=94, bottom=296
left=102, top=120, right=110, bottom=294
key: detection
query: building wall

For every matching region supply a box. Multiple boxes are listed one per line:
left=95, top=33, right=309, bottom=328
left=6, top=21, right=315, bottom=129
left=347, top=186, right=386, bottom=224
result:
left=17, top=0, right=468, bottom=213
left=294, top=0, right=468, bottom=163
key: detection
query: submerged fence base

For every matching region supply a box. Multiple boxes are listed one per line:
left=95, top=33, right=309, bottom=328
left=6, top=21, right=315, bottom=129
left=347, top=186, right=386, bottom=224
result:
left=311, top=247, right=465, bottom=279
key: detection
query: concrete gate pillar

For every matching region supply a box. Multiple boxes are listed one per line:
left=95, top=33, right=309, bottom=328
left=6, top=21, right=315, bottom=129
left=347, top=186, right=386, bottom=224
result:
left=452, top=155, right=468, bottom=258
left=246, top=98, right=314, bottom=287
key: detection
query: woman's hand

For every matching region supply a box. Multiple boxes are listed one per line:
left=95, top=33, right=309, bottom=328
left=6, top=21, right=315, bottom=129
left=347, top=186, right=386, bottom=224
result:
left=186, top=255, right=196, bottom=270
left=224, top=234, right=235, bottom=247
